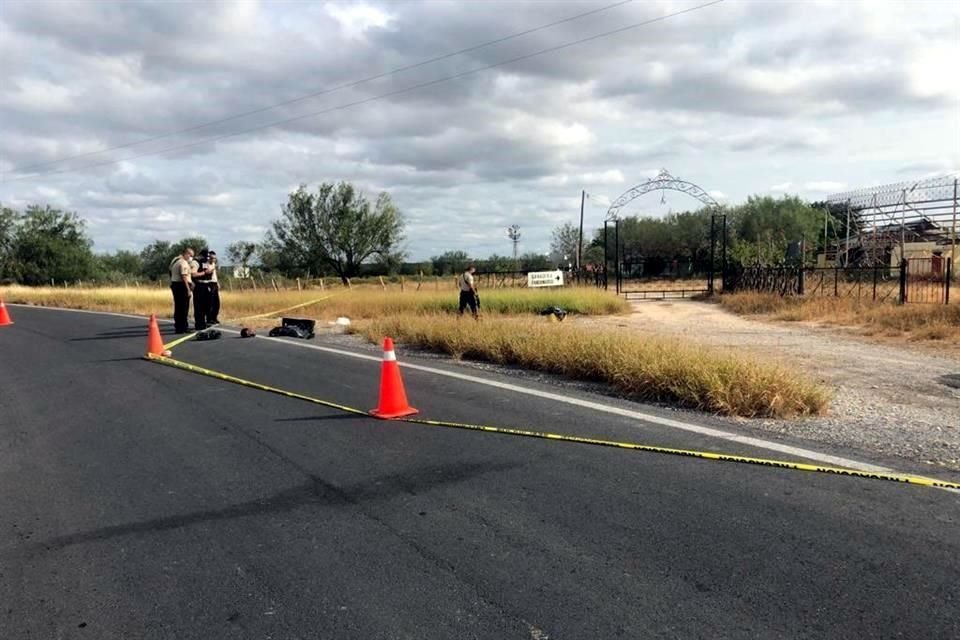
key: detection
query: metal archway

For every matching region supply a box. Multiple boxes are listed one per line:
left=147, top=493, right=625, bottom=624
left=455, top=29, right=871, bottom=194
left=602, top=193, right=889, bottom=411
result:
left=606, top=168, right=719, bottom=219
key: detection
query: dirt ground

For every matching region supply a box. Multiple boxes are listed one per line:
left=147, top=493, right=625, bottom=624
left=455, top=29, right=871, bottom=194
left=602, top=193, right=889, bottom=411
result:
left=581, top=301, right=960, bottom=471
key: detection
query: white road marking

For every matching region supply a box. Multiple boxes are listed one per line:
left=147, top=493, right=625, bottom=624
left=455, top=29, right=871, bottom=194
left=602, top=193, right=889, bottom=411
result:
left=7, top=304, right=170, bottom=323
left=6, top=304, right=929, bottom=477
left=217, top=329, right=900, bottom=473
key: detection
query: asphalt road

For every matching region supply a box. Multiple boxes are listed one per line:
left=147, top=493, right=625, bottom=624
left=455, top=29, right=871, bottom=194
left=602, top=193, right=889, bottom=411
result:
left=1, top=306, right=958, bottom=639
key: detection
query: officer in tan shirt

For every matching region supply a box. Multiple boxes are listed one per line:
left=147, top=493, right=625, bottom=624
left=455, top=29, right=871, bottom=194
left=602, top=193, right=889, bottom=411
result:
left=170, top=248, right=196, bottom=333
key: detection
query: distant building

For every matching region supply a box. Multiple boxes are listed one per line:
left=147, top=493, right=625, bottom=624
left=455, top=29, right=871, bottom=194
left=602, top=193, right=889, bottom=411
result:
left=819, top=219, right=955, bottom=274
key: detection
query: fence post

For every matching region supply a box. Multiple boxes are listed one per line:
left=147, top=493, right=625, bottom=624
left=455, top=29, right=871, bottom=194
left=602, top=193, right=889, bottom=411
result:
left=708, top=214, right=716, bottom=295
left=797, top=265, right=805, bottom=296
left=603, top=220, right=609, bottom=291
left=872, top=264, right=878, bottom=301
left=721, top=214, right=728, bottom=293
left=834, top=267, right=839, bottom=297
left=946, top=258, right=952, bottom=305
left=617, top=220, right=623, bottom=295
left=899, top=259, right=907, bottom=304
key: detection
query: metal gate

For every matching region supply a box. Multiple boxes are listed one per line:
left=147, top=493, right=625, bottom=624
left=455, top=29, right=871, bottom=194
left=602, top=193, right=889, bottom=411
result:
left=603, top=214, right=727, bottom=300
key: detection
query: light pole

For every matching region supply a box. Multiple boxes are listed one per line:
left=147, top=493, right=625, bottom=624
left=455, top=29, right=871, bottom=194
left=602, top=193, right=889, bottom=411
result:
left=577, top=190, right=586, bottom=272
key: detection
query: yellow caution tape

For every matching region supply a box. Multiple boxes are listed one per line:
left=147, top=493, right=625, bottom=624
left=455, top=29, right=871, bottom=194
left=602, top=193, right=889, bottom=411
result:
left=405, top=417, right=960, bottom=490
left=162, top=331, right=198, bottom=351
left=146, top=353, right=366, bottom=416
left=144, top=353, right=960, bottom=491
left=224, top=295, right=333, bottom=324
left=160, top=294, right=333, bottom=350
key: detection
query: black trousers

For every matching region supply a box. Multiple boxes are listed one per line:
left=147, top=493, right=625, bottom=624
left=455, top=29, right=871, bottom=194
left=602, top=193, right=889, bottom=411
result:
left=208, top=283, right=220, bottom=324
left=459, top=290, right=478, bottom=315
left=171, top=282, right=191, bottom=332
left=193, top=283, right=210, bottom=330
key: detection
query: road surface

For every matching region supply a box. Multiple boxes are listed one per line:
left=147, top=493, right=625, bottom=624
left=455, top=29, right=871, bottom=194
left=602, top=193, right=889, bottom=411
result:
left=1, top=306, right=958, bottom=639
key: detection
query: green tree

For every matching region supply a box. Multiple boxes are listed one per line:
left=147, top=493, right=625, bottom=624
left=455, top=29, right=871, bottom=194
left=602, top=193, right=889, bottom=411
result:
left=405, top=261, right=433, bottom=276
left=226, top=241, right=258, bottom=267
left=98, top=250, right=144, bottom=279
left=549, top=222, right=586, bottom=267
left=668, top=210, right=713, bottom=261
left=729, top=195, right=820, bottom=265
left=479, top=254, right=515, bottom=272
left=12, top=205, right=97, bottom=285
left=266, top=182, right=405, bottom=285
left=0, top=205, right=17, bottom=281
left=139, top=237, right=207, bottom=281
left=376, top=250, right=407, bottom=276
left=518, top=252, right=551, bottom=271
left=583, top=244, right=604, bottom=269
left=430, top=250, right=471, bottom=276
left=139, top=241, right=173, bottom=281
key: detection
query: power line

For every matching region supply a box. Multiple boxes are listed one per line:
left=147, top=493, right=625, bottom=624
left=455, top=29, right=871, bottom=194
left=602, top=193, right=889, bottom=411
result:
left=5, top=0, right=636, bottom=176
left=8, top=0, right=725, bottom=182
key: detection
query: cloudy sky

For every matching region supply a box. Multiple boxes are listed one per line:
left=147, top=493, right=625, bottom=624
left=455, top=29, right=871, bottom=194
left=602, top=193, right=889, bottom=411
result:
left=1, top=0, right=958, bottom=260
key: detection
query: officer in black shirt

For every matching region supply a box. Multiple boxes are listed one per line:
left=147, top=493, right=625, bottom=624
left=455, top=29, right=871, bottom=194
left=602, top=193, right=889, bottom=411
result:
left=206, top=250, right=221, bottom=325
left=192, top=249, right=215, bottom=330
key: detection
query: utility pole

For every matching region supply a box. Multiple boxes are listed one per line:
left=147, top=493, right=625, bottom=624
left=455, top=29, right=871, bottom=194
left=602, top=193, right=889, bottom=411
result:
left=577, top=189, right=586, bottom=272
left=507, top=224, right=521, bottom=268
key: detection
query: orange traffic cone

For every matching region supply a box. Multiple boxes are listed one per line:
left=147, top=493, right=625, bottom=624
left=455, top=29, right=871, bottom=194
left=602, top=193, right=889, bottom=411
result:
left=370, top=337, right=418, bottom=419
left=145, top=314, right=165, bottom=357
left=0, top=299, right=13, bottom=327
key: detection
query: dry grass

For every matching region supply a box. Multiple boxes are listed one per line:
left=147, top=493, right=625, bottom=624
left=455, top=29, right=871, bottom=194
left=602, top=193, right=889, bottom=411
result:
left=0, top=284, right=628, bottom=325
left=1, top=283, right=829, bottom=418
left=720, top=293, right=960, bottom=342
left=357, top=314, right=829, bottom=419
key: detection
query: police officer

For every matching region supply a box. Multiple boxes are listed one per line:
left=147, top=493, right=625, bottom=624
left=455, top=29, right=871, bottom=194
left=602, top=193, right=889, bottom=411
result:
left=196, top=249, right=220, bottom=326
left=192, top=249, right=215, bottom=331
left=170, top=247, right=196, bottom=334
left=458, top=265, right=479, bottom=319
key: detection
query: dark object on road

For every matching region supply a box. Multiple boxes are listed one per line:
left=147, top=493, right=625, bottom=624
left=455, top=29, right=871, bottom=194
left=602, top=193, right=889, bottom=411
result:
left=539, top=306, right=568, bottom=321
left=283, top=317, right=316, bottom=336
left=268, top=318, right=315, bottom=340
left=195, top=329, right=222, bottom=341
left=268, top=326, right=313, bottom=339
left=240, top=327, right=256, bottom=338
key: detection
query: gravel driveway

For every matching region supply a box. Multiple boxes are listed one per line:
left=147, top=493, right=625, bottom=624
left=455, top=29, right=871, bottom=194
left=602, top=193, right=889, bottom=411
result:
left=582, top=301, right=960, bottom=472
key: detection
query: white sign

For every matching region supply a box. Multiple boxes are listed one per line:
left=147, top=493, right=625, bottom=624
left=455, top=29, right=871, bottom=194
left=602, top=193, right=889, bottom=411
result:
left=527, top=270, right=564, bottom=288
left=233, top=265, right=250, bottom=279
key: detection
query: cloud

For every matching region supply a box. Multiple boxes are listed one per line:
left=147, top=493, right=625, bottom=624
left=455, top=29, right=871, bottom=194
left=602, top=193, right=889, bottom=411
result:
left=0, top=0, right=957, bottom=258
left=580, top=169, right=625, bottom=185
left=325, top=3, right=393, bottom=39
left=803, top=181, right=847, bottom=193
